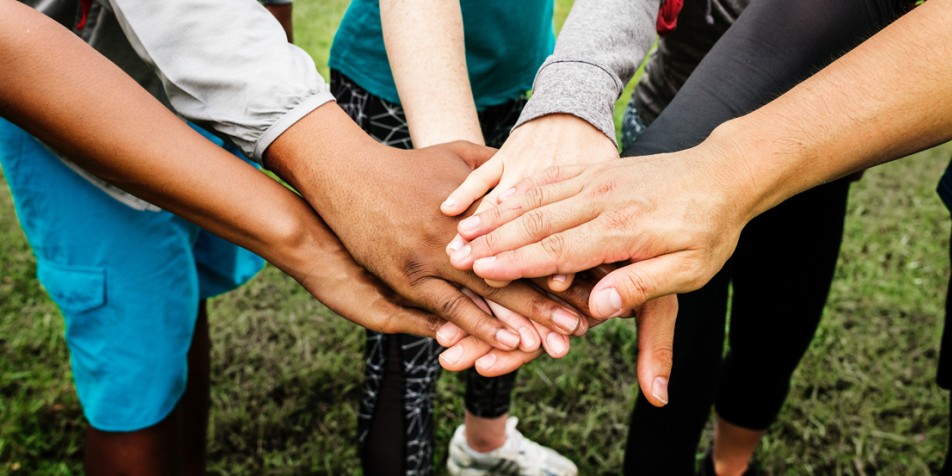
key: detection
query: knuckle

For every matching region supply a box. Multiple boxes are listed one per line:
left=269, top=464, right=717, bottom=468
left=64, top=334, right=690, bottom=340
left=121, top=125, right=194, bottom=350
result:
left=426, top=315, right=444, bottom=334
left=593, top=179, right=617, bottom=195
left=539, top=233, right=566, bottom=261
left=519, top=209, right=549, bottom=239
left=600, top=209, right=635, bottom=232
left=542, top=165, right=564, bottom=183
left=620, top=272, right=652, bottom=307
left=523, top=185, right=546, bottom=209
left=401, top=258, right=432, bottom=289
left=437, top=294, right=471, bottom=320
left=480, top=231, right=500, bottom=254
left=649, top=343, right=675, bottom=368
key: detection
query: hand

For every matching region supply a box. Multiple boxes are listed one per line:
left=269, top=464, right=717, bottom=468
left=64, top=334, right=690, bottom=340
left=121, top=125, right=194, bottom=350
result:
left=442, top=114, right=620, bottom=291
left=441, top=291, right=679, bottom=408
left=265, top=105, right=592, bottom=351
left=290, top=218, right=449, bottom=337
left=446, top=140, right=752, bottom=319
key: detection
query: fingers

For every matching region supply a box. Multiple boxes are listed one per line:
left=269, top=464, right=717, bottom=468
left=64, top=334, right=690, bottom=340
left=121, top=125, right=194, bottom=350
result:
left=547, top=273, right=575, bottom=293
left=367, top=301, right=447, bottom=338
left=453, top=165, right=587, bottom=241
left=435, top=321, right=466, bottom=348
left=438, top=334, right=492, bottom=371
left=485, top=300, right=541, bottom=352
left=438, top=333, right=548, bottom=377
left=634, top=295, right=678, bottom=407
left=476, top=347, right=546, bottom=377
left=466, top=221, right=617, bottom=283
left=532, top=320, right=570, bottom=358
left=441, top=156, right=504, bottom=217
left=417, top=280, right=521, bottom=351
left=590, top=253, right=705, bottom=319
left=459, top=275, right=584, bottom=337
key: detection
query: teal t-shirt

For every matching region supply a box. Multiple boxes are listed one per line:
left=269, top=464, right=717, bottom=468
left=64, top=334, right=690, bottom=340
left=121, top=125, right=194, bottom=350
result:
left=329, top=0, right=555, bottom=110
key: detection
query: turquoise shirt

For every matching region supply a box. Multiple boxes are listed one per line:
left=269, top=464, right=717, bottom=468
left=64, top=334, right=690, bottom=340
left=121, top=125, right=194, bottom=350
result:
left=329, top=0, right=555, bottom=110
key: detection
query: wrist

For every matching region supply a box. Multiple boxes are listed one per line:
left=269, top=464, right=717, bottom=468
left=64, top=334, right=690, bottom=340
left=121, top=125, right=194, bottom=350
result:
left=263, top=102, right=386, bottom=206
left=696, top=120, right=773, bottom=228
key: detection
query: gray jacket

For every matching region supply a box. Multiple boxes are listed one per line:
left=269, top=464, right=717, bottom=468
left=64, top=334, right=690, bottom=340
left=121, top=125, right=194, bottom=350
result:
left=515, top=0, right=749, bottom=144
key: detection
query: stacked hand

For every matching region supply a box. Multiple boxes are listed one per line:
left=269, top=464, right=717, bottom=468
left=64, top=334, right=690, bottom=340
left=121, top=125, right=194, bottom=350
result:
left=266, top=105, right=595, bottom=355
left=438, top=120, right=758, bottom=407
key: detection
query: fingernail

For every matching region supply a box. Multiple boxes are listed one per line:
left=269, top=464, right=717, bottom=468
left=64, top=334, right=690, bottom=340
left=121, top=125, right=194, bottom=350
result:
left=447, top=235, right=464, bottom=253
left=651, top=377, right=669, bottom=405
left=552, top=308, right=580, bottom=334
left=442, top=197, right=456, bottom=210
left=440, top=345, right=463, bottom=365
left=459, top=216, right=480, bottom=232
left=437, top=326, right=458, bottom=344
left=496, top=329, right=520, bottom=350
left=546, top=332, right=568, bottom=356
left=497, top=188, right=516, bottom=202
left=594, top=287, right=622, bottom=317
left=518, top=326, right=537, bottom=350
left=551, top=274, right=567, bottom=284
left=451, top=245, right=471, bottom=262
left=476, top=352, right=497, bottom=370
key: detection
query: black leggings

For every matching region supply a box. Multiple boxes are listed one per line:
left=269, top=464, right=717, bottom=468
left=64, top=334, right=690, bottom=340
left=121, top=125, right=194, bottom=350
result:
left=330, top=71, right=523, bottom=476
left=620, top=0, right=904, bottom=474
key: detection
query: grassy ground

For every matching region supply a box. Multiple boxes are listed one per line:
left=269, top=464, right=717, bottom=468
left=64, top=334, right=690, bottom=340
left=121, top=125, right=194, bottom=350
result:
left=2, top=1, right=952, bottom=474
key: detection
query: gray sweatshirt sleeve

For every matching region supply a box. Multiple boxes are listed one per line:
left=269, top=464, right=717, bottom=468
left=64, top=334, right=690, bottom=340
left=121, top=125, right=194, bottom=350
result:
left=515, top=0, right=660, bottom=144
left=105, top=0, right=333, bottom=162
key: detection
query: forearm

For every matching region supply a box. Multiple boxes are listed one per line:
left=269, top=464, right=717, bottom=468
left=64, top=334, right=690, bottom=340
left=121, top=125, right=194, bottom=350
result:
left=515, top=0, right=660, bottom=143
left=0, top=3, right=327, bottom=281
left=710, top=0, right=952, bottom=223
left=380, top=0, right=483, bottom=147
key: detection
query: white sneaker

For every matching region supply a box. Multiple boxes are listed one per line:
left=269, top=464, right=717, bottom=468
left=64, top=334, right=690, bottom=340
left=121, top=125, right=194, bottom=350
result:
left=446, top=417, right=578, bottom=476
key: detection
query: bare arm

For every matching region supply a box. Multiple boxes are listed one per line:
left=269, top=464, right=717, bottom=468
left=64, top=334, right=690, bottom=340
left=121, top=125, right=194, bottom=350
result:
left=454, top=0, right=952, bottom=312
left=380, top=0, right=483, bottom=147
left=0, top=0, right=442, bottom=336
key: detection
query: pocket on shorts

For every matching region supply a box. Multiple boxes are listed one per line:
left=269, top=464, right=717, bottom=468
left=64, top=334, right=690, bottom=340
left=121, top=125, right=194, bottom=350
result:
left=37, top=261, right=107, bottom=315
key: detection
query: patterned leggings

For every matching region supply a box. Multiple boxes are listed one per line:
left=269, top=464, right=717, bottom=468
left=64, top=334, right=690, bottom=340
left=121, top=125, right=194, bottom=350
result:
left=330, top=71, right=525, bottom=476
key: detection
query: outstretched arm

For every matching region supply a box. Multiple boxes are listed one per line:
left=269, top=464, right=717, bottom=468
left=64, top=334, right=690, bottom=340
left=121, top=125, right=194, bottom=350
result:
left=85, top=0, right=592, bottom=350
left=0, top=0, right=442, bottom=336
left=456, top=0, right=952, bottom=310
left=441, top=0, right=658, bottom=291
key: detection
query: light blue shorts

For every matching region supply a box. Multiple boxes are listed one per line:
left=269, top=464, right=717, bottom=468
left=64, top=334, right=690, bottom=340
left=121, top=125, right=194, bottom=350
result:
left=0, top=119, right=263, bottom=431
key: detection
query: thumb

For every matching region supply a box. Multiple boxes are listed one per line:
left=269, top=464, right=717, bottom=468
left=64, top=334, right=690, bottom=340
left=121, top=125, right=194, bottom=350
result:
left=441, top=155, right=504, bottom=216
left=635, top=295, right=678, bottom=407
left=589, top=253, right=701, bottom=318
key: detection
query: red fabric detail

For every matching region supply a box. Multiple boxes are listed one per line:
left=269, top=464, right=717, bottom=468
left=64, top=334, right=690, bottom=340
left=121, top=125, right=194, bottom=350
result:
left=657, top=0, right=685, bottom=36
left=76, top=0, right=93, bottom=30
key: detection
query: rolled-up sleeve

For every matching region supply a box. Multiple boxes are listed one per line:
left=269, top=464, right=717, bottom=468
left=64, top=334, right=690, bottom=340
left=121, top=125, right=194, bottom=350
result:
left=515, top=0, right=660, bottom=144
left=105, top=0, right=333, bottom=162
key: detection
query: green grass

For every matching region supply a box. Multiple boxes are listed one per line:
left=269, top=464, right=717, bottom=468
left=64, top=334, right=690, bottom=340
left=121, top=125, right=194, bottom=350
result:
left=2, top=1, right=952, bottom=474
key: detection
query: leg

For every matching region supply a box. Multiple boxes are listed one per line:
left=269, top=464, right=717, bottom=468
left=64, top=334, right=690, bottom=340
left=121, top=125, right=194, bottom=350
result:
left=0, top=119, right=255, bottom=476
left=332, top=71, right=442, bottom=475
left=461, top=370, right=518, bottom=452
left=179, top=300, right=210, bottom=475
left=620, top=1, right=901, bottom=470
left=713, top=179, right=851, bottom=475
left=938, top=221, right=952, bottom=474
left=84, top=303, right=210, bottom=476
left=361, top=332, right=409, bottom=476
